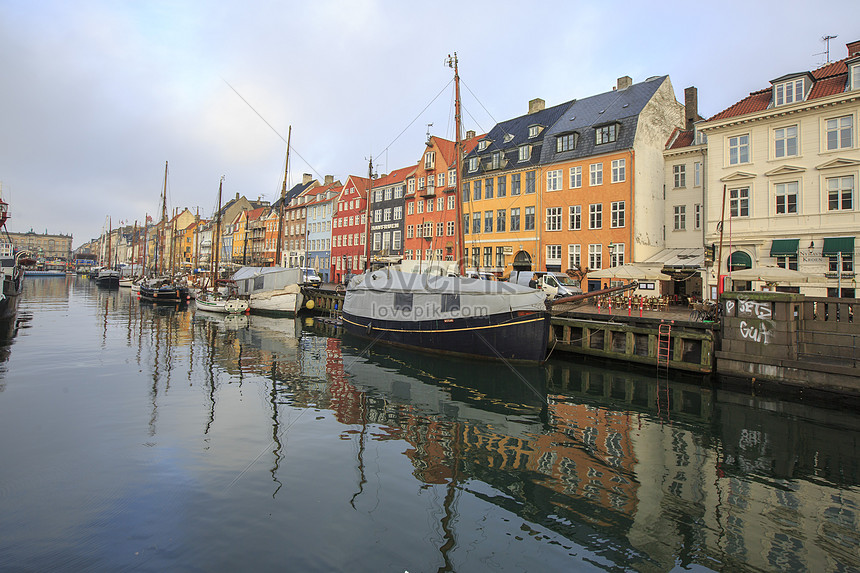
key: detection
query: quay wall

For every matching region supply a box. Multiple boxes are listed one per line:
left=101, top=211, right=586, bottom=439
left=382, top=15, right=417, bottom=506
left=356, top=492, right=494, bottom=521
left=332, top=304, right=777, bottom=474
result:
left=717, top=292, right=860, bottom=395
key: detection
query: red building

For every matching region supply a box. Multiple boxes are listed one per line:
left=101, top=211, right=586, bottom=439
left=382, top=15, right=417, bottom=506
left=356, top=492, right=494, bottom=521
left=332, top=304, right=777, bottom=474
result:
left=330, top=175, right=371, bottom=283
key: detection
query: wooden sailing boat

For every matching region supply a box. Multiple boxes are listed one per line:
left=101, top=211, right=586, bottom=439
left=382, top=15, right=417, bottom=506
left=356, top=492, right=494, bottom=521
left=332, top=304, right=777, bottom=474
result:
left=138, top=162, right=191, bottom=303
left=196, top=177, right=249, bottom=314
left=341, top=54, right=553, bottom=362
left=96, top=217, right=120, bottom=288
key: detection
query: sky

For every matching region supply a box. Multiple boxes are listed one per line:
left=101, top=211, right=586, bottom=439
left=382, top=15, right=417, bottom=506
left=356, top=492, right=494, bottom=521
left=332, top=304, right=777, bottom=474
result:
left=1, top=1, right=858, bottom=249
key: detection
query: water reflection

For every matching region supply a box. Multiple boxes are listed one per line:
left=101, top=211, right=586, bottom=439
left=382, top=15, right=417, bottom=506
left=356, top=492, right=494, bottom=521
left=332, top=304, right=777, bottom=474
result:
left=5, top=277, right=858, bottom=572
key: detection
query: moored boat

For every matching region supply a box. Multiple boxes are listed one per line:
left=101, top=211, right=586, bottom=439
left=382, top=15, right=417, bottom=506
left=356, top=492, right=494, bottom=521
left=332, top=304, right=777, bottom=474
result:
left=195, top=279, right=249, bottom=314
left=0, top=198, right=29, bottom=319
left=342, top=269, right=551, bottom=362
left=138, top=277, right=191, bottom=303
left=232, top=266, right=304, bottom=317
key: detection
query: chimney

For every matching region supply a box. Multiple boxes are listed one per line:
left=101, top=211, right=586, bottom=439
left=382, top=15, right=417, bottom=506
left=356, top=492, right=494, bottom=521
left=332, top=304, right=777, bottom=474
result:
left=465, top=129, right=476, bottom=139
left=848, top=40, right=860, bottom=57
left=617, top=76, right=633, bottom=90
left=302, top=173, right=313, bottom=185
left=684, top=86, right=701, bottom=131
left=528, top=98, right=545, bottom=114
left=235, top=192, right=240, bottom=201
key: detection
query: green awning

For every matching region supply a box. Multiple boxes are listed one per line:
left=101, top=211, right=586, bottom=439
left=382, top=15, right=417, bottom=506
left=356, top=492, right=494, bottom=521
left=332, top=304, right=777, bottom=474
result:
left=728, top=251, right=752, bottom=269
left=822, top=236, right=855, bottom=256
left=770, top=239, right=799, bottom=257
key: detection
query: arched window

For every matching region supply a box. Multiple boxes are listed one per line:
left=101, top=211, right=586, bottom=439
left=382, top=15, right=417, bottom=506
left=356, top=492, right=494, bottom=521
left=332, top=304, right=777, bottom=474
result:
left=728, top=251, right=752, bottom=271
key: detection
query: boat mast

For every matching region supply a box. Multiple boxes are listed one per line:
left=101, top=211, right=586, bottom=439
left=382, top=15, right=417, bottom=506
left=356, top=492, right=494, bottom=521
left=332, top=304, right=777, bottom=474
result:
left=142, top=213, right=148, bottom=275
left=448, top=53, right=465, bottom=276
left=212, top=176, right=223, bottom=288
left=275, top=126, right=291, bottom=267
left=158, top=161, right=168, bottom=275
left=106, top=217, right=112, bottom=270
left=363, top=156, right=373, bottom=271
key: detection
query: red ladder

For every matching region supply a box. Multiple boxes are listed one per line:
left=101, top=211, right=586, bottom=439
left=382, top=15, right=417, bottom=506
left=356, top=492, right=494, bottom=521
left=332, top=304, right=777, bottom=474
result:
left=656, top=322, right=672, bottom=372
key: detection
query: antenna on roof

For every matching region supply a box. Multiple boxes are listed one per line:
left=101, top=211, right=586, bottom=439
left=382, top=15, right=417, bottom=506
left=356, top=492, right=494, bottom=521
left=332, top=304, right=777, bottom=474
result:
left=821, top=34, right=838, bottom=63
left=426, top=123, right=433, bottom=144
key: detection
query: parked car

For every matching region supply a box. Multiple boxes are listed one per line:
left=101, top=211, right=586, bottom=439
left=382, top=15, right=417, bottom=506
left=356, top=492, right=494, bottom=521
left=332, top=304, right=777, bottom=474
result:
left=300, top=267, right=322, bottom=287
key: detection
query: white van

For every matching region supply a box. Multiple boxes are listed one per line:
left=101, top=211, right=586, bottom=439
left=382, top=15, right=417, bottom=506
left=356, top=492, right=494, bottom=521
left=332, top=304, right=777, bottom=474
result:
left=509, top=271, right=582, bottom=299
left=300, top=267, right=322, bottom=287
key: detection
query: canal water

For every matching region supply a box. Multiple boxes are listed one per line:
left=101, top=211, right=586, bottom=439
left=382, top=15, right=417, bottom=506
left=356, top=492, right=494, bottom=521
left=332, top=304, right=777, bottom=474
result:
left=1, top=277, right=859, bottom=572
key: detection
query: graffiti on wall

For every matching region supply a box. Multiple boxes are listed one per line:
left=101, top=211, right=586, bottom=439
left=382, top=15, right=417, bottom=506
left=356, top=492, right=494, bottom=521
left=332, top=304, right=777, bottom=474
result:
left=725, top=298, right=775, bottom=345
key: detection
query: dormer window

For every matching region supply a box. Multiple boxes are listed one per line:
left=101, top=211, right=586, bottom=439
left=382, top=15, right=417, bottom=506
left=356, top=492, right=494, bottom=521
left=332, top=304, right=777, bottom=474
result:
left=851, top=59, right=860, bottom=90
left=556, top=133, right=578, bottom=152
left=468, top=157, right=478, bottom=172
left=528, top=125, right=541, bottom=138
left=424, top=151, right=436, bottom=169
left=775, top=78, right=805, bottom=106
left=518, top=145, right=531, bottom=162
left=478, top=140, right=489, bottom=151
left=595, top=124, right=618, bottom=145
left=491, top=151, right=501, bottom=169
left=503, top=133, right=514, bottom=143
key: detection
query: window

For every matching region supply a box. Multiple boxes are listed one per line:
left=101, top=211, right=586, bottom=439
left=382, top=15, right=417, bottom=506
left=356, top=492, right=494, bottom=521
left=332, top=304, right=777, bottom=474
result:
left=496, top=246, right=505, bottom=267
left=546, top=207, right=562, bottom=231
left=546, top=245, right=561, bottom=263
left=774, top=125, right=798, bottom=158
left=557, top=133, right=577, bottom=152
left=407, top=225, right=414, bottom=238
left=729, top=134, right=750, bottom=165
left=826, top=116, right=854, bottom=150
left=496, top=209, right=506, bottom=232
left=484, top=247, right=492, bottom=267
left=546, top=169, right=562, bottom=191
left=374, top=209, right=382, bottom=223
left=589, top=204, right=602, bottom=229
left=511, top=173, right=521, bottom=195
left=694, top=162, right=702, bottom=187
left=775, top=78, right=804, bottom=106
left=609, top=243, right=624, bottom=267
left=472, top=213, right=481, bottom=234
left=694, top=204, right=702, bottom=229
left=462, top=182, right=470, bottom=202
left=373, top=232, right=381, bottom=250
left=449, top=168, right=456, bottom=186
left=596, top=124, right=617, bottom=144
left=470, top=247, right=479, bottom=266
left=570, top=166, right=582, bottom=188
left=427, top=176, right=435, bottom=192
left=438, top=172, right=445, bottom=188
left=610, top=201, right=625, bottom=228
left=829, top=254, right=854, bottom=273
left=673, top=205, right=686, bottom=230
left=510, top=208, right=520, bottom=231
left=524, top=206, right=535, bottom=230
left=418, top=177, right=425, bottom=190
left=525, top=171, right=535, bottom=194
left=827, top=176, right=854, bottom=210
left=394, top=185, right=403, bottom=199
left=729, top=187, right=750, bottom=217
left=611, top=159, right=625, bottom=183
left=417, top=200, right=424, bottom=214
left=568, top=244, right=581, bottom=270
left=775, top=182, right=798, bottom=214
left=529, top=125, right=540, bottom=138
left=426, top=198, right=433, bottom=212
left=485, top=178, right=494, bottom=199
left=588, top=244, right=602, bottom=269
left=673, top=164, right=686, bottom=188
left=569, top=205, right=581, bottom=230
left=776, top=255, right=798, bottom=270
left=473, top=180, right=481, bottom=201
left=478, top=140, right=488, bottom=151
left=590, top=163, right=603, bottom=186
left=491, top=152, right=501, bottom=170
left=447, top=221, right=454, bottom=236
left=853, top=64, right=860, bottom=90
left=468, top=157, right=478, bottom=172
left=382, top=232, right=391, bottom=250
left=518, top=146, right=530, bottom=162
left=383, top=208, right=392, bottom=221
left=437, top=222, right=444, bottom=236
left=497, top=175, right=506, bottom=197
left=424, top=222, right=432, bottom=237
left=425, top=151, right=435, bottom=169
left=484, top=211, right=493, bottom=233
left=407, top=201, right=414, bottom=215
left=447, top=195, right=455, bottom=210
left=437, top=196, right=444, bottom=211
left=384, top=187, right=393, bottom=201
